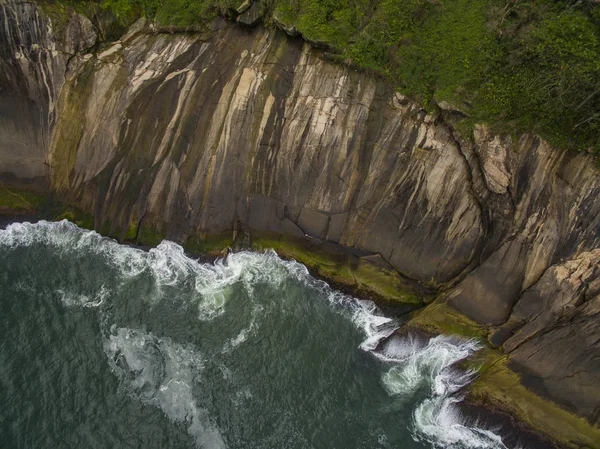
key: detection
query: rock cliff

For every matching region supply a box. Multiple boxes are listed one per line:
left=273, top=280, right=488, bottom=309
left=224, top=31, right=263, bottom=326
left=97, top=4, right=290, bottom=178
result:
left=1, top=1, right=599, bottom=445
left=0, top=0, right=96, bottom=186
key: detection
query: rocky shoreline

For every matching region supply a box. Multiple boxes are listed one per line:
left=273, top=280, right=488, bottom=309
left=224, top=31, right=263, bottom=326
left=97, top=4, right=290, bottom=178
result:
left=3, top=210, right=597, bottom=448
left=1, top=1, right=599, bottom=447
left=0, top=213, right=566, bottom=449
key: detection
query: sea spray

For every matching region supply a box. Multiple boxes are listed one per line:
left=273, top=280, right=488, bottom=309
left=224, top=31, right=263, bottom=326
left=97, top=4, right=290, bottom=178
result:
left=374, top=334, right=510, bottom=449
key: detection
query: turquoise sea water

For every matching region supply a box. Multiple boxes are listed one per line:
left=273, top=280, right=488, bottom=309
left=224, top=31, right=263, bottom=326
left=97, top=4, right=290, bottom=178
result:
left=0, top=220, right=515, bottom=449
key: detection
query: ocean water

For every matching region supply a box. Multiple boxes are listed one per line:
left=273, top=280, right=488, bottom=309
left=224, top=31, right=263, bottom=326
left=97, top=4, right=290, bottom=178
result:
left=0, top=220, right=515, bottom=449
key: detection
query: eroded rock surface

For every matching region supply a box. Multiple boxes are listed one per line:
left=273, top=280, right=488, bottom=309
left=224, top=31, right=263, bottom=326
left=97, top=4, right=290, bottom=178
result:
left=1, top=1, right=599, bottom=428
left=42, top=19, right=485, bottom=284
left=0, top=0, right=96, bottom=186
left=493, top=250, right=600, bottom=424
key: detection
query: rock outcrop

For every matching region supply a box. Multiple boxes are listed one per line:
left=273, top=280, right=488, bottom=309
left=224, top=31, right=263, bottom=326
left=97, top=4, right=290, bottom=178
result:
left=0, top=0, right=599, bottom=439
left=46, top=20, right=485, bottom=285
left=0, top=0, right=96, bottom=186
left=494, top=250, right=600, bottom=424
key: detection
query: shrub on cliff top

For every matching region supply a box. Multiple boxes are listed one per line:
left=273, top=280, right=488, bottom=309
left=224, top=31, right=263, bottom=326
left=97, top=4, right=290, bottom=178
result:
left=267, top=0, right=599, bottom=153
left=51, top=0, right=600, bottom=153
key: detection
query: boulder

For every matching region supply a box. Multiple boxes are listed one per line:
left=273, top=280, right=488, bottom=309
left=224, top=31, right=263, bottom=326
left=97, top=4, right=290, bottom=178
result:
left=62, top=13, right=98, bottom=54
left=236, top=2, right=262, bottom=27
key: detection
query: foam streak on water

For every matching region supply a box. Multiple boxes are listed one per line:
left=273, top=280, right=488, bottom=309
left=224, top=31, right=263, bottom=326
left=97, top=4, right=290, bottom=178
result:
left=0, top=220, right=512, bottom=449
left=104, top=327, right=226, bottom=449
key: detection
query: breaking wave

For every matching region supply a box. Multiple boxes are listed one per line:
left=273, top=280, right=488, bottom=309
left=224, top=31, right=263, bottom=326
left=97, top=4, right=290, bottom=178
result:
left=0, top=220, right=513, bottom=449
left=375, top=334, right=510, bottom=449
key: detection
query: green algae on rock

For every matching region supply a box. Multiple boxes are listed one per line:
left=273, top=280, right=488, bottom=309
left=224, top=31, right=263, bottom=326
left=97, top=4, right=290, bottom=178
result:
left=469, top=360, right=600, bottom=449
left=405, top=301, right=600, bottom=449
left=404, top=301, right=489, bottom=339
left=252, top=233, right=426, bottom=306
left=0, top=186, right=47, bottom=215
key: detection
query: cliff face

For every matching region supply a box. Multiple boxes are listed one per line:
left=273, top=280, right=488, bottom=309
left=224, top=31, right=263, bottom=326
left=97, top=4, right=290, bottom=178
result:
left=1, top=0, right=599, bottom=438
left=52, top=21, right=486, bottom=285
left=0, top=0, right=96, bottom=186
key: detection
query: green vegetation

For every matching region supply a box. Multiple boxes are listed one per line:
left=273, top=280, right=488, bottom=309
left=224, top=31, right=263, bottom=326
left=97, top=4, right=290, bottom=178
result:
left=54, top=206, right=95, bottom=229
left=268, top=0, right=600, bottom=152
left=0, top=185, right=97, bottom=231
left=185, top=233, right=234, bottom=256
left=136, top=223, right=166, bottom=246
left=68, top=0, right=598, bottom=153
left=94, top=0, right=238, bottom=25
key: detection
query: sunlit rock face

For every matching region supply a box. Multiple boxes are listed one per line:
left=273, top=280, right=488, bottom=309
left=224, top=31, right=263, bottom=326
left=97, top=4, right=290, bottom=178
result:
left=47, top=20, right=489, bottom=284
left=41, top=18, right=484, bottom=284
left=1, top=1, right=600, bottom=424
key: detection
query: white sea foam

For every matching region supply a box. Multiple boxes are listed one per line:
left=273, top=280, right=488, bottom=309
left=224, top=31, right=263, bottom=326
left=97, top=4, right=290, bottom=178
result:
left=0, top=221, right=279, bottom=319
left=413, top=396, right=509, bottom=449
left=221, top=303, right=263, bottom=354
left=375, top=334, right=510, bottom=449
left=58, top=285, right=110, bottom=308
left=0, top=219, right=81, bottom=249
left=192, top=249, right=300, bottom=321
left=104, top=327, right=226, bottom=449
left=351, top=299, right=397, bottom=351
left=0, top=221, right=390, bottom=332
left=2, top=220, right=514, bottom=449
left=380, top=335, right=479, bottom=396
left=0, top=220, right=147, bottom=277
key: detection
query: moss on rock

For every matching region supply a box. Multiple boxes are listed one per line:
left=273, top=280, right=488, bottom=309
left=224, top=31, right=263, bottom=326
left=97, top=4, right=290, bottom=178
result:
left=469, top=359, right=600, bottom=449
left=53, top=206, right=95, bottom=230
left=185, top=233, right=234, bottom=257
left=135, top=224, right=166, bottom=247
left=405, top=299, right=600, bottom=449
left=252, top=232, right=426, bottom=306
left=0, top=186, right=46, bottom=215
left=406, top=300, right=489, bottom=338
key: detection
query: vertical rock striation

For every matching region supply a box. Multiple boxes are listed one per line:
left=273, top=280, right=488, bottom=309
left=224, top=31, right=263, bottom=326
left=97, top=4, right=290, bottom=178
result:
left=0, top=0, right=96, bottom=186
left=0, top=1, right=599, bottom=434
left=46, top=20, right=485, bottom=284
